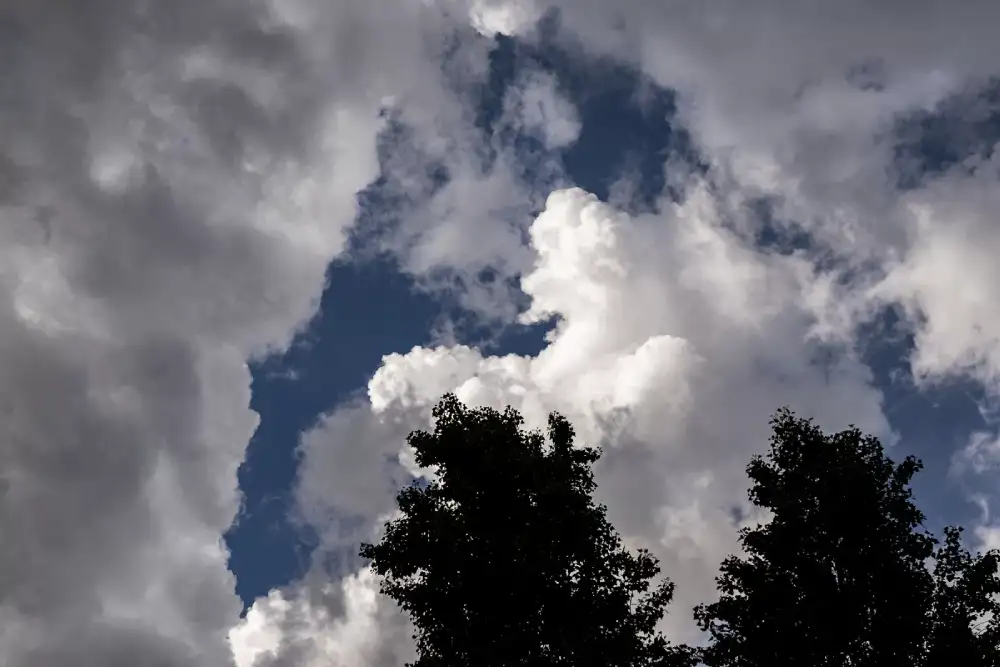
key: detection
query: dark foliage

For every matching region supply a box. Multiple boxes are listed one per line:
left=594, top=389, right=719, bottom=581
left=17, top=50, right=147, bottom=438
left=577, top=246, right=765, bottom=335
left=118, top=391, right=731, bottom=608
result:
left=360, top=394, right=695, bottom=667
left=695, top=407, right=1000, bottom=667
left=927, top=525, right=1000, bottom=666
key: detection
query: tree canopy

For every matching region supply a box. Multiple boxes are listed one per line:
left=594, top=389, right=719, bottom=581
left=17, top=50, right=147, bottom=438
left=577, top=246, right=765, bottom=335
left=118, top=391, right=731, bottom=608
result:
left=694, top=407, right=1000, bottom=667
left=359, top=394, right=695, bottom=667
left=360, top=397, right=1000, bottom=667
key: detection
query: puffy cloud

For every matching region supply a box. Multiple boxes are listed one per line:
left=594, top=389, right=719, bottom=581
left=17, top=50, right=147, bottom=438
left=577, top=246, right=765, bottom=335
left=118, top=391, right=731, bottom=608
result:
left=422, top=0, right=1000, bottom=397
left=229, top=568, right=414, bottom=667
left=259, top=186, right=890, bottom=663
left=363, top=189, right=889, bottom=641
left=388, top=5, right=1000, bottom=545
left=557, top=1, right=1000, bottom=405
left=531, top=1, right=1000, bottom=563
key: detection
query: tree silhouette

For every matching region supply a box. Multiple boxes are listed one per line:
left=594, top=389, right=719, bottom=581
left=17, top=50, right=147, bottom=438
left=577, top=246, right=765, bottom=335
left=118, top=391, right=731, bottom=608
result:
left=695, top=407, right=1000, bottom=667
left=360, top=394, right=695, bottom=667
left=926, top=525, right=1000, bottom=666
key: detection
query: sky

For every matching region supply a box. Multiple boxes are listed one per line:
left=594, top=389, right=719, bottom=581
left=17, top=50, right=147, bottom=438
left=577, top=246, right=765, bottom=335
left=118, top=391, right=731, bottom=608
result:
left=5, top=1, right=1000, bottom=665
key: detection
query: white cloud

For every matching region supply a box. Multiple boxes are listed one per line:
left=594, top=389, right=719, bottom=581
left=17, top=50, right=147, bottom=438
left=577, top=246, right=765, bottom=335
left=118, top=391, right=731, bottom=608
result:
left=262, top=186, right=889, bottom=662
left=230, top=568, right=414, bottom=667
left=363, top=192, right=889, bottom=630
left=431, top=0, right=1000, bottom=397
left=468, top=0, right=541, bottom=36
left=873, top=151, right=1000, bottom=391
left=367, top=103, right=553, bottom=323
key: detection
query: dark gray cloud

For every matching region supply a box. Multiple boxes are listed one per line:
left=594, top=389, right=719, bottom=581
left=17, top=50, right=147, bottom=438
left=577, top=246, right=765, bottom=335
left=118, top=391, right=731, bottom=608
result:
left=0, top=1, right=500, bottom=666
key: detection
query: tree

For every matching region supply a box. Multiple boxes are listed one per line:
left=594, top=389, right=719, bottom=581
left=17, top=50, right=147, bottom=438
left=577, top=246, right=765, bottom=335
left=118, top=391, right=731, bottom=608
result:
left=360, top=394, right=695, bottom=667
left=926, top=526, right=1000, bottom=667
left=694, top=407, right=1000, bottom=667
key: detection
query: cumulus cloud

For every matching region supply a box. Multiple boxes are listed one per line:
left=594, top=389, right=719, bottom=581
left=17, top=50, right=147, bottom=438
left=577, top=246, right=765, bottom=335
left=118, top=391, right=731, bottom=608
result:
left=229, top=568, right=413, bottom=667
left=526, top=1, right=1000, bottom=544
left=409, top=1, right=1000, bottom=543
left=369, top=188, right=889, bottom=636
left=455, top=0, right=1000, bottom=391
left=244, top=185, right=892, bottom=663
left=622, top=4, right=1000, bottom=405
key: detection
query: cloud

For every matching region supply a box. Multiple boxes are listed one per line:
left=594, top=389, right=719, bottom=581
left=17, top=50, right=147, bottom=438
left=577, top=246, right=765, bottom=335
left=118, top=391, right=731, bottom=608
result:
left=232, top=398, right=426, bottom=667
left=468, top=0, right=542, bottom=37
left=363, top=187, right=890, bottom=639
left=358, top=75, right=564, bottom=324
left=522, top=0, right=1000, bottom=558
left=554, top=1, right=1000, bottom=397
left=953, top=430, right=1000, bottom=477
left=390, top=4, right=1000, bottom=540
left=414, top=1, right=1000, bottom=395
left=0, top=0, right=499, bottom=665
left=229, top=568, right=414, bottom=667
left=873, top=151, right=1000, bottom=391
left=22, top=1, right=998, bottom=665
left=293, top=400, right=414, bottom=555
left=502, top=70, right=581, bottom=150
left=244, top=184, right=891, bottom=664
